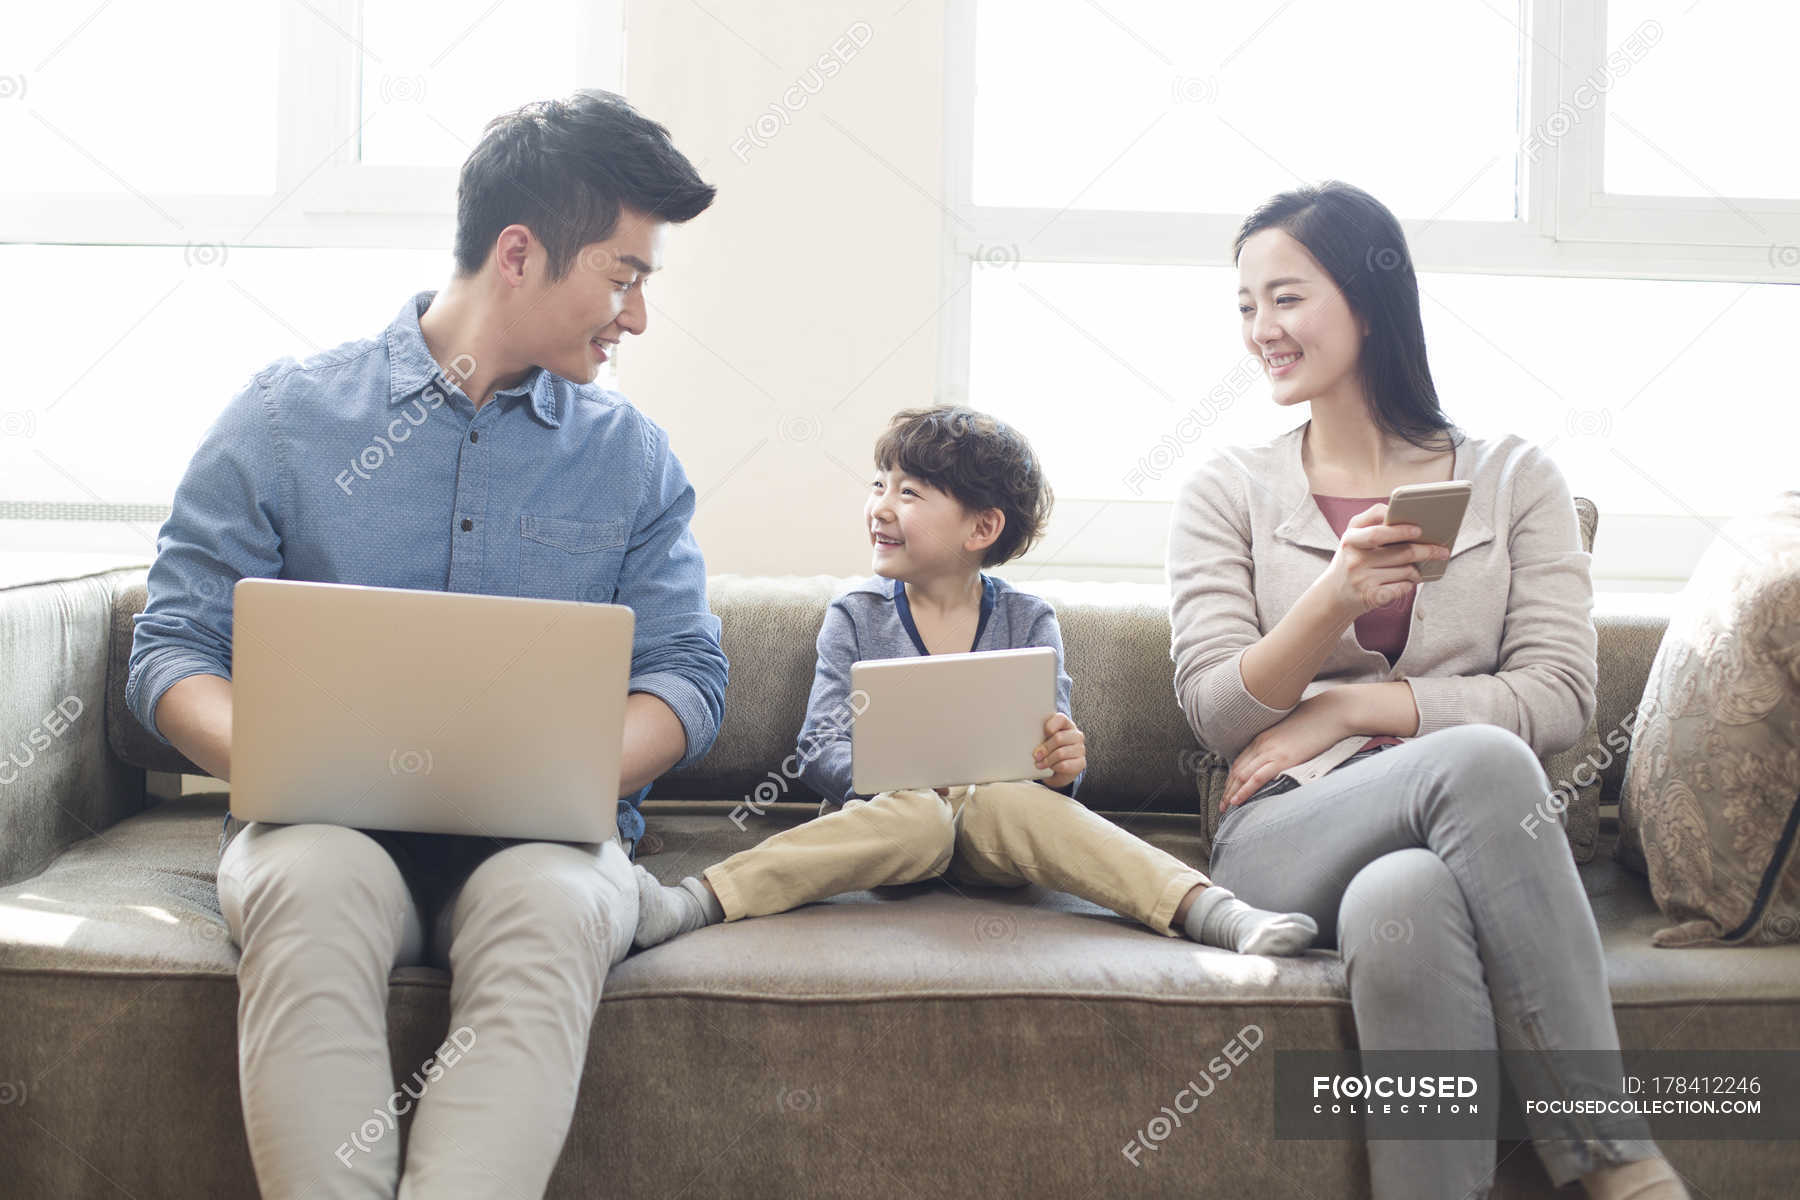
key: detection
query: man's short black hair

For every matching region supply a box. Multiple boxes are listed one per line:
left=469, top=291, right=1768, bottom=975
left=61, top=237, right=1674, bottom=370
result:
left=453, top=89, right=716, bottom=281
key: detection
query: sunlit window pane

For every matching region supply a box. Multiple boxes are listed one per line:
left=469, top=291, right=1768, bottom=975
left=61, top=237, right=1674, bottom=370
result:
left=1604, top=1, right=1800, bottom=199
left=0, top=244, right=622, bottom=507
left=969, top=261, right=1800, bottom=522
left=973, top=0, right=1521, bottom=220
left=0, top=3, right=278, bottom=195
left=357, top=0, right=601, bottom=167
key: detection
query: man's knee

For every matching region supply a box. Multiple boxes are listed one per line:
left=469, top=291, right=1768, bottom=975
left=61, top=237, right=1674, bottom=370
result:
left=223, top=823, right=409, bottom=935
left=455, top=840, right=633, bottom=965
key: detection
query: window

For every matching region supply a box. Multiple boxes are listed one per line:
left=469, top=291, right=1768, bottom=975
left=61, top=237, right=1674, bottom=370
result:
left=0, top=0, right=623, bottom=246
left=972, top=1, right=1521, bottom=222
left=0, top=3, right=623, bottom=576
left=946, top=0, right=1800, bottom=588
left=1559, top=0, right=1800, bottom=252
left=356, top=0, right=599, bottom=169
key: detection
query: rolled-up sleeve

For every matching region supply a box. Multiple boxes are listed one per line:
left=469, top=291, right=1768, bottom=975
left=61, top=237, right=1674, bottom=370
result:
left=126, top=373, right=287, bottom=744
left=1167, top=457, right=1296, bottom=760
left=1405, top=449, right=1597, bottom=756
left=619, top=421, right=728, bottom=772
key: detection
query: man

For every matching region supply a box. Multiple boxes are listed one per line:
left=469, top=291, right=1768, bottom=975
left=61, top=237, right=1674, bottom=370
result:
left=126, top=91, right=726, bottom=1198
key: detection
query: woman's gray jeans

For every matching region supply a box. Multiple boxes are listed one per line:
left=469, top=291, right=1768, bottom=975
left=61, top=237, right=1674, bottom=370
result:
left=1208, top=723, right=1660, bottom=1198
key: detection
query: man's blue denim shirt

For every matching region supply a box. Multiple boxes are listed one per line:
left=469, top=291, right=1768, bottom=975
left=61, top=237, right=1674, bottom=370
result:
left=126, top=291, right=728, bottom=846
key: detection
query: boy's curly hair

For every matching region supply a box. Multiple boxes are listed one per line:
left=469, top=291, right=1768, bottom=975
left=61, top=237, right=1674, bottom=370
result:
left=873, top=406, right=1053, bottom=567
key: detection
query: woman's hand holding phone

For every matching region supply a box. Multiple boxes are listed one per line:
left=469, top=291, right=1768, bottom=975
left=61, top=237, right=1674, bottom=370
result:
left=1323, top=504, right=1449, bottom=619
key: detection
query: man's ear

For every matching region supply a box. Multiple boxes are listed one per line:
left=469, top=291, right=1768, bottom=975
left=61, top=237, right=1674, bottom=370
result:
left=494, top=224, right=534, bottom=288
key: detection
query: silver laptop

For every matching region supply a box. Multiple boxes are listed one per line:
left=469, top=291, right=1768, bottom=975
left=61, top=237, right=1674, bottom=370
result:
left=229, top=578, right=634, bottom=842
left=850, top=646, right=1058, bottom=795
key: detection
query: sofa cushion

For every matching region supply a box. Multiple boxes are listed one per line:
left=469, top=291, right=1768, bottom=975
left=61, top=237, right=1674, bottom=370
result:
left=2, top=569, right=149, bottom=888
left=106, top=572, right=1223, bottom=818
left=1619, top=494, right=1800, bottom=946
left=9, top=795, right=1800, bottom=1009
left=105, top=506, right=1607, bottom=863
left=652, top=574, right=1222, bottom=818
left=0, top=795, right=237, bottom=975
left=1528, top=496, right=1604, bottom=862
left=106, top=578, right=207, bottom=778
left=1539, top=709, right=1603, bottom=862
left=5, top=796, right=1799, bottom=1198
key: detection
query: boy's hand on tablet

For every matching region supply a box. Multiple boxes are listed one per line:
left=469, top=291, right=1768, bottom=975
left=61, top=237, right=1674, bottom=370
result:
left=1034, top=713, right=1087, bottom=789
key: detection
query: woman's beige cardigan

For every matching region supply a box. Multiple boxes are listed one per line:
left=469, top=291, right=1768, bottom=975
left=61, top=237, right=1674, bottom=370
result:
left=1166, top=421, right=1597, bottom=782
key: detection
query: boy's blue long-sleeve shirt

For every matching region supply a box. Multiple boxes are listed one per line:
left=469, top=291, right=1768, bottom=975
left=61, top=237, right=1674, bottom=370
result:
left=125, top=290, right=728, bottom=845
left=794, top=573, right=1084, bottom=807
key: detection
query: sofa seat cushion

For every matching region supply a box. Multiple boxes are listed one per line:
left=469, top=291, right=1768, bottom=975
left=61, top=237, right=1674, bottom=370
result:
left=0, top=795, right=237, bottom=976
left=620, top=799, right=1350, bottom=1004
left=10, top=798, right=1800, bottom=1009
left=108, top=562, right=1628, bottom=871
left=627, top=804, right=1800, bottom=1006
left=6, top=799, right=1800, bottom=1199
left=0, top=797, right=1343, bottom=999
left=1582, top=831, right=1800, bottom=1005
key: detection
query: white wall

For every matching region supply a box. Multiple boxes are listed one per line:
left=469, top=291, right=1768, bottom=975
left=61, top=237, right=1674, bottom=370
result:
left=617, top=0, right=950, bottom=579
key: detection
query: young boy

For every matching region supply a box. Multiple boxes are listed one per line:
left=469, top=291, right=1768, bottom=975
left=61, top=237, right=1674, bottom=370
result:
left=633, top=406, right=1316, bottom=955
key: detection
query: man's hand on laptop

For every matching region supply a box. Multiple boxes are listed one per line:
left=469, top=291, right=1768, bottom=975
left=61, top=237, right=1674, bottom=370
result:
left=1033, top=713, right=1085, bottom=790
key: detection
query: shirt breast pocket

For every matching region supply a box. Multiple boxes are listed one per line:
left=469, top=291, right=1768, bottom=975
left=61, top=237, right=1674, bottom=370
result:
left=518, top=515, right=629, bottom=602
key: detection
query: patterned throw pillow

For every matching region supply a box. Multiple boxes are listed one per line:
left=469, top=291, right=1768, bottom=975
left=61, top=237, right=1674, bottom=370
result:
left=1618, top=495, right=1800, bottom=947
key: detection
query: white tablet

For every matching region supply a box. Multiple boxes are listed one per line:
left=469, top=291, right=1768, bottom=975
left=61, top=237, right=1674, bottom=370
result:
left=849, top=646, right=1059, bottom=795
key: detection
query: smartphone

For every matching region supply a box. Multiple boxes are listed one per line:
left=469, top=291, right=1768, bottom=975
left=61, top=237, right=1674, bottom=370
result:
left=1384, top=481, right=1472, bottom=582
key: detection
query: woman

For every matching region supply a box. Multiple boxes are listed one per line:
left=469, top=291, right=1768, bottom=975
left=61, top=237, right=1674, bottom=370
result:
left=1167, top=181, right=1686, bottom=1199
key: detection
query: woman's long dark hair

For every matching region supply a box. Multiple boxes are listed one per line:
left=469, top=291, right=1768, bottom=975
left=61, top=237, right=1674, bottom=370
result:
left=1233, top=181, right=1458, bottom=453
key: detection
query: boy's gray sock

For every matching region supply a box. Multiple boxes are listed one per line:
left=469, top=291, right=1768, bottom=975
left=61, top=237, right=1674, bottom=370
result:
left=633, top=867, right=724, bottom=949
left=1183, top=884, right=1317, bottom=956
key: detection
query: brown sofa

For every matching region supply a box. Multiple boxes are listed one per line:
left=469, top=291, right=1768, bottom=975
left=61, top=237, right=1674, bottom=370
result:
left=2, top=566, right=1797, bottom=1198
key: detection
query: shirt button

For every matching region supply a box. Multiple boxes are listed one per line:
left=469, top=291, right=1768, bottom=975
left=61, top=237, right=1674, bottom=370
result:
left=468, top=431, right=478, bottom=443
left=460, top=518, right=473, bottom=532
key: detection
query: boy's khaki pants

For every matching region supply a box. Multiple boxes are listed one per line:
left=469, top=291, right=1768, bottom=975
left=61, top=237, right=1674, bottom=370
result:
left=704, top=781, right=1206, bottom=934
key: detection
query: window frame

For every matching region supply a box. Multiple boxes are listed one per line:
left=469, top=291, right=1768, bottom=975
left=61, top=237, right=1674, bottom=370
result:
left=939, top=0, right=1799, bottom=587
left=0, top=0, right=624, bottom=250
left=1549, top=1, right=1800, bottom=259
